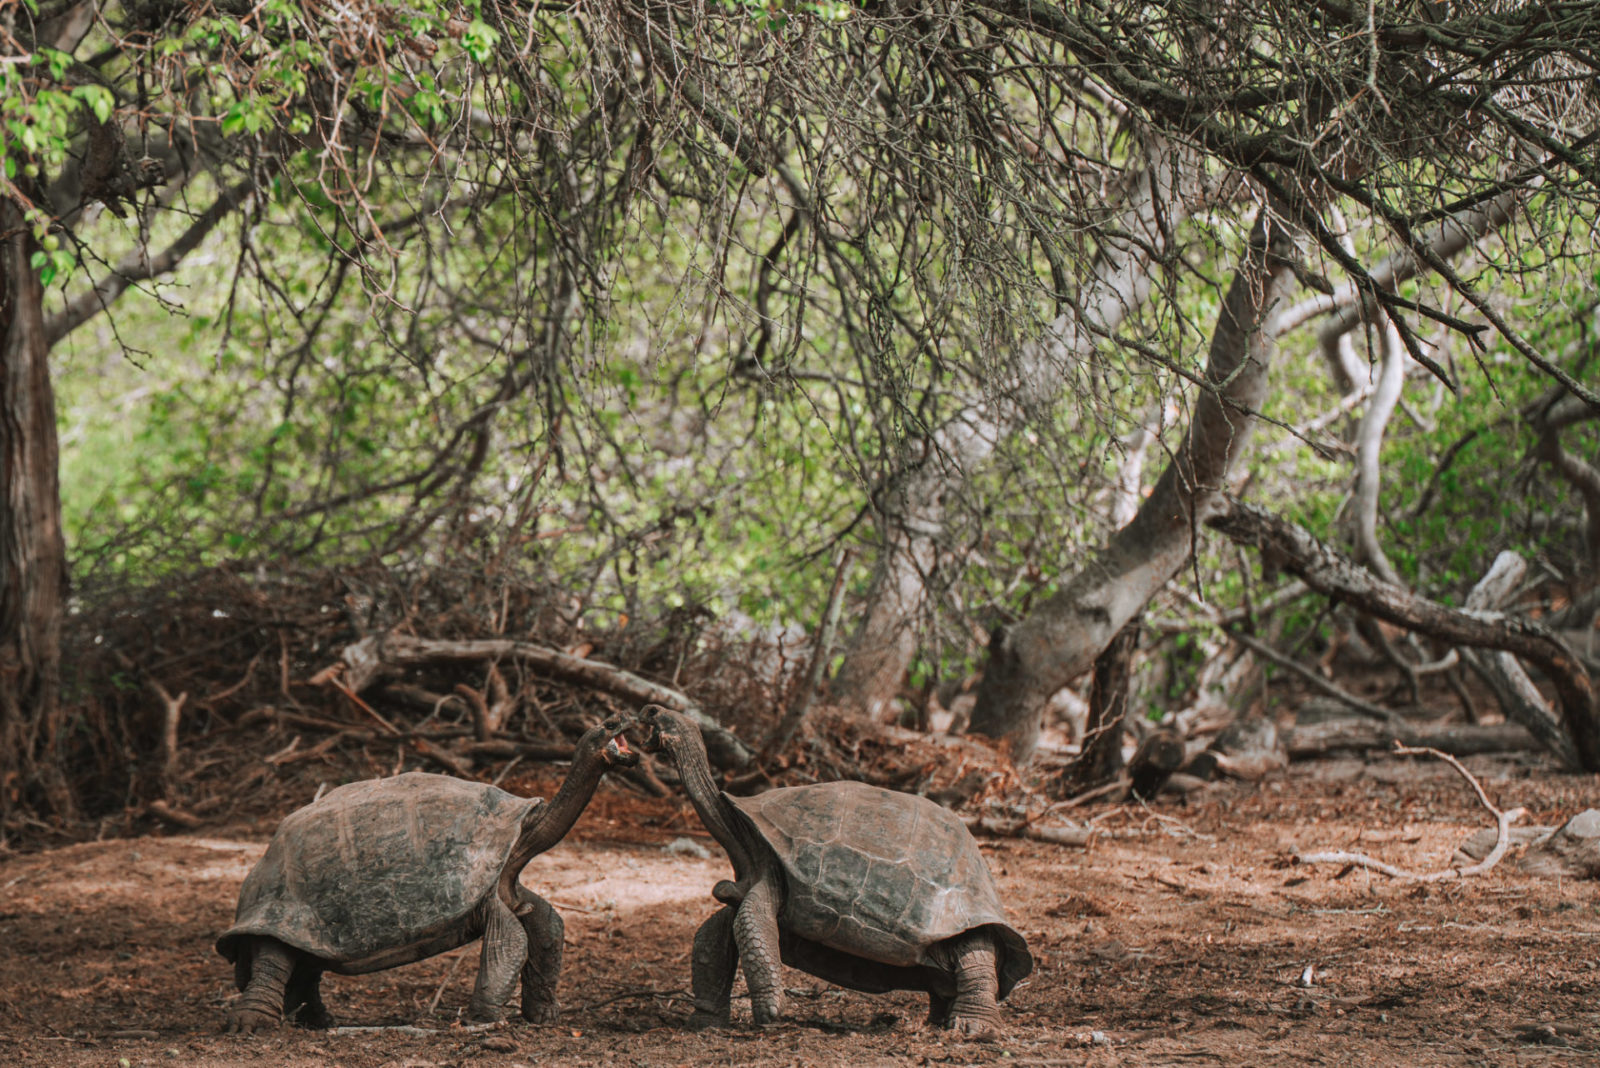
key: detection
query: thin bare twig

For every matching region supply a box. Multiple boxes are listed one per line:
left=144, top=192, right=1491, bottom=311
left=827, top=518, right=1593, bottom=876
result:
left=762, top=546, right=857, bottom=764
left=1295, top=743, right=1526, bottom=881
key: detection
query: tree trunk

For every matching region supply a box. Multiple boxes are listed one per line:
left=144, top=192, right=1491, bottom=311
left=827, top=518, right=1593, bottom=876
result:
left=0, top=198, right=72, bottom=825
left=1348, top=317, right=1407, bottom=585
left=831, top=148, right=1216, bottom=720
left=1066, top=616, right=1140, bottom=790
left=967, top=214, right=1298, bottom=762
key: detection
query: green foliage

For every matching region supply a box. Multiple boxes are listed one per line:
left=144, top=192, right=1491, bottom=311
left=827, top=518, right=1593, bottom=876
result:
left=23, top=0, right=1600, bottom=701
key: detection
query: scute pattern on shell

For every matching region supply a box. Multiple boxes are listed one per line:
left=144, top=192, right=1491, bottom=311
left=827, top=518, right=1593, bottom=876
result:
left=216, top=773, right=538, bottom=973
left=729, top=780, right=1033, bottom=995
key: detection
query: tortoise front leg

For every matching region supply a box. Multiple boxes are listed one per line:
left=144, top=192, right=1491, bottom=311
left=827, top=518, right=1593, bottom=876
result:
left=689, top=906, right=737, bottom=1029
left=513, top=887, right=563, bottom=1024
left=732, top=876, right=784, bottom=1025
left=944, top=930, right=1003, bottom=1040
left=226, top=936, right=294, bottom=1033
left=468, top=894, right=529, bottom=1022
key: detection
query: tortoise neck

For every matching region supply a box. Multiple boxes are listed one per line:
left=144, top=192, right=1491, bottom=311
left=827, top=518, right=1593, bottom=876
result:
left=503, top=746, right=608, bottom=889
left=670, top=730, right=755, bottom=877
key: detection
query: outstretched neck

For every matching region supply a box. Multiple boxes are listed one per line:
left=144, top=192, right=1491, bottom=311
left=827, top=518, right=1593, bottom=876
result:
left=672, top=738, right=756, bottom=877
left=501, top=752, right=608, bottom=897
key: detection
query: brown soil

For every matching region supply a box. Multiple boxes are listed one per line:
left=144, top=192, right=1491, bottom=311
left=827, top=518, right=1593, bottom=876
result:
left=3, top=754, right=1598, bottom=1067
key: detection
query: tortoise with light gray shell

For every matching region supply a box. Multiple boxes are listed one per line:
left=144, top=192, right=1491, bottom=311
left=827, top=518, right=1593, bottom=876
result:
left=215, top=713, right=637, bottom=1032
left=640, top=704, right=1032, bottom=1038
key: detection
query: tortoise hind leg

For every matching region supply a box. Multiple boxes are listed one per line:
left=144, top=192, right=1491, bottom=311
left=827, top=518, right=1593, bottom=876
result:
left=468, top=893, right=529, bottom=1022
left=284, top=956, right=334, bottom=1029
left=689, top=906, right=737, bottom=1029
left=226, top=936, right=295, bottom=1033
left=943, top=930, right=1003, bottom=1040
left=513, top=887, right=563, bottom=1024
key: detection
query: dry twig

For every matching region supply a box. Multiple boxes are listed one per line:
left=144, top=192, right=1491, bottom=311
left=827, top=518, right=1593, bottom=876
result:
left=1295, top=744, right=1526, bottom=881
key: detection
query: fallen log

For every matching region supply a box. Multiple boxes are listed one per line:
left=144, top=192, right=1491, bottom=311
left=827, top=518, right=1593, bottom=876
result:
left=1284, top=718, right=1539, bottom=760
left=335, top=633, right=754, bottom=769
left=962, top=815, right=1093, bottom=848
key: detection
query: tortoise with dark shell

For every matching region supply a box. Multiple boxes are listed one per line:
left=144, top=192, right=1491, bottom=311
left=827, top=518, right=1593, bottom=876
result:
left=216, top=713, right=637, bottom=1031
left=641, top=704, right=1031, bottom=1038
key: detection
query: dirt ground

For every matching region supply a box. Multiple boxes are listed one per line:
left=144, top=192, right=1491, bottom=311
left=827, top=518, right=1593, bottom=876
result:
left=3, top=752, right=1598, bottom=1068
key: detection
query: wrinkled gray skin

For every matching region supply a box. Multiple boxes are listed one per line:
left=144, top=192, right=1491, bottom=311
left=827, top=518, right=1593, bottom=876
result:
left=216, top=713, right=638, bottom=1032
left=640, top=705, right=1032, bottom=1038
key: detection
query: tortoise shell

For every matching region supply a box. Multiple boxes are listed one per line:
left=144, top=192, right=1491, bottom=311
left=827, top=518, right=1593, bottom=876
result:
left=728, top=780, right=1033, bottom=997
left=216, top=773, right=538, bottom=974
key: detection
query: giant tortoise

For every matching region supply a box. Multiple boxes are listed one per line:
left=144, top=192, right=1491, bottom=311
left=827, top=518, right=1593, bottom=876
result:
left=215, top=712, right=637, bottom=1031
left=640, top=704, right=1032, bottom=1038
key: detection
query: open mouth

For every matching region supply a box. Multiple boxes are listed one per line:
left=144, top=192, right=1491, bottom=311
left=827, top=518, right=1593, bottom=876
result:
left=606, top=731, right=641, bottom=767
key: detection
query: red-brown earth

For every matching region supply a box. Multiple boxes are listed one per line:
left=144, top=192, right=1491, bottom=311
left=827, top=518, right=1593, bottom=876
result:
left=3, top=753, right=1598, bottom=1067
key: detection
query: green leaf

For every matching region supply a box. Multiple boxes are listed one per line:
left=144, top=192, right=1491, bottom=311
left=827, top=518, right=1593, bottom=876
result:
left=71, top=84, right=115, bottom=124
left=220, top=103, right=248, bottom=136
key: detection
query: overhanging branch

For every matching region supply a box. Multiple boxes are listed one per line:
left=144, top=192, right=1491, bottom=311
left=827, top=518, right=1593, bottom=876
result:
left=1209, top=499, right=1600, bottom=770
left=46, top=178, right=257, bottom=346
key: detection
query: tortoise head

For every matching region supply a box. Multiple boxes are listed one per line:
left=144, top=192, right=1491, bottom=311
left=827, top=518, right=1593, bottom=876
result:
left=639, top=703, right=697, bottom=757
left=581, top=710, right=640, bottom=769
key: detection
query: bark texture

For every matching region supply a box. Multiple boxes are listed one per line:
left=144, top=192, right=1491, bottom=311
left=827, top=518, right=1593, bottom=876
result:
left=967, top=215, right=1298, bottom=762
left=831, top=150, right=1215, bottom=720
left=0, top=198, right=71, bottom=823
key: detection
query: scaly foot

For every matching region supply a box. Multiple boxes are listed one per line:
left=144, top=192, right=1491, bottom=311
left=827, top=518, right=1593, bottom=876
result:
left=224, top=1006, right=281, bottom=1034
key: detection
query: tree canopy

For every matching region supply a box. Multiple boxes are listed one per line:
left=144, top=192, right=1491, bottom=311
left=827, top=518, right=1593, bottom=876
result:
left=5, top=0, right=1600, bottom=826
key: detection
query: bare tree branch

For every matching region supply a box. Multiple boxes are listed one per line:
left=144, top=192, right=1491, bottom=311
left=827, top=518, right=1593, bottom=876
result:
left=46, top=179, right=257, bottom=345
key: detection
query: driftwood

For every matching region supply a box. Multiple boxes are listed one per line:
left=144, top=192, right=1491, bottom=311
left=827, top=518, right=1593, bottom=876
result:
left=1295, top=745, right=1525, bottom=882
left=335, top=632, right=754, bottom=769
left=1284, top=718, right=1540, bottom=760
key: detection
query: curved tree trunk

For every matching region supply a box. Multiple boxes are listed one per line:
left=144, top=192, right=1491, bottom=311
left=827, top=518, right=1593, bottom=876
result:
left=1347, top=317, right=1407, bottom=585
left=832, top=148, right=1215, bottom=720
left=967, top=214, right=1298, bottom=762
left=0, top=198, right=72, bottom=826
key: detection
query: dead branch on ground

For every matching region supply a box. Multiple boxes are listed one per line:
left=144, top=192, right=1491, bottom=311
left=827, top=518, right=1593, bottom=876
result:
left=962, top=814, right=1093, bottom=848
left=1294, top=744, right=1526, bottom=881
left=1284, top=718, right=1538, bottom=759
